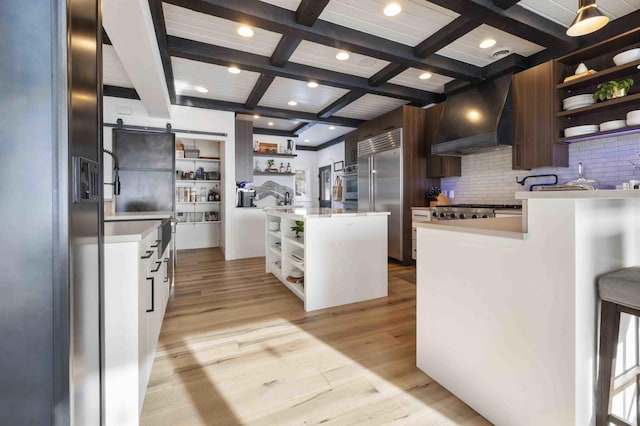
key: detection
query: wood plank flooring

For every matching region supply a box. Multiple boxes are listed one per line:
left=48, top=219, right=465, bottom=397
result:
left=140, top=248, right=491, bottom=426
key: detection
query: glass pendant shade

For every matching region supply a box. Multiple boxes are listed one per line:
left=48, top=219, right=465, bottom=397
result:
left=566, top=0, right=609, bottom=37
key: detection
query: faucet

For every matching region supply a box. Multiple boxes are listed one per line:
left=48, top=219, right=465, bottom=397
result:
left=516, top=174, right=558, bottom=191
left=102, top=149, right=121, bottom=195
left=284, top=192, right=291, bottom=205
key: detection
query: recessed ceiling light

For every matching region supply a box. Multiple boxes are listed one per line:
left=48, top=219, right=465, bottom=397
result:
left=195, top=86, right=208, bottom=93
left=304, top=139, right=310, bottom=142
left=383, top=2, right=402, bottom=17
left=237, top=26, right=254, bottom=38
left=479, top=39, right=497, bottom=49
left=307, top=81, right=319, bottom=88
left=268, top=121, right=274, bottom=126
left=336, top=51, right=350, bottom=61
left=228, top=66, right=241, bottom=74
left=288, top=100, right=298, bottom=106
left=419, top=72, right=432, bottom=80
left=253, top=114, right=260, bottom=119
left=329, top=126, right=336, bottom=130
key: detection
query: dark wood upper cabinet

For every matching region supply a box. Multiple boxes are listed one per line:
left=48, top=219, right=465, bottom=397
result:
left=343, top=130, right=358, bottom=166
left=235, top=119, right=253, bottom=183
left=512, top=60, right=568, bottom=170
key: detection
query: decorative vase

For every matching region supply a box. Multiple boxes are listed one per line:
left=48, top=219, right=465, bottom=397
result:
left=612, top=87, right=627, bottom=98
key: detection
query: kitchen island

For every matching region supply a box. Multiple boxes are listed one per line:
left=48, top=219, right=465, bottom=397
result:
left=415, top=190, right=640, bottom=426
left=264, top=207, right=390, bottom=311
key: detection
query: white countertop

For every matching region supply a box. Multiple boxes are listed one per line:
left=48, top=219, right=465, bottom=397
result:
left=415, top=216, right=525, bottom=240
left=517, top=189, right=640, bottom=200
left=104, top=220, right=161, bottom=244
left=105, top=211, right=173, bottom=221
left=264, top=207, right=390, bottom=219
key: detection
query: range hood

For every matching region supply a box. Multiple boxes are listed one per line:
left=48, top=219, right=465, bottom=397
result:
left=432, top=73, right=512, bottom=156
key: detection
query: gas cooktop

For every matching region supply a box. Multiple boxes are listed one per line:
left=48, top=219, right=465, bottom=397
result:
left=434, top=204, right=522, bottom=209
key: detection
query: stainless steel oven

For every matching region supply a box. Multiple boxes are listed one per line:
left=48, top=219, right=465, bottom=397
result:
left=342, top=165, right=358, bottom=201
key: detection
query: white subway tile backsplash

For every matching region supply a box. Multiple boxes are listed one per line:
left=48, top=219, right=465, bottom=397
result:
left=440, top=135, right=640, bottom=204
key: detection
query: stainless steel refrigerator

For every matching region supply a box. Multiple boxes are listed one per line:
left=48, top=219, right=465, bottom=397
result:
left=1, top=0, right=103, bottom=424
left=358, top=128, right=403, bottom=261
left=113, top=129, right=176, bottom=213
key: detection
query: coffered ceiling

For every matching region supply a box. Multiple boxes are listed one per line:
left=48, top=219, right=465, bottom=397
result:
left=103, top=0, right=640, bottom=146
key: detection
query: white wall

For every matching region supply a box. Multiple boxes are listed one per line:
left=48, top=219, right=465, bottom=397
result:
left=103, top=97, right=247, bottom=259
left=440, top=134, right=640, bottom=204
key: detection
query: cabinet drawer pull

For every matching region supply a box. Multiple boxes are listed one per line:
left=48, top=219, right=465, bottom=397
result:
left=146, top=277, right=155, bottom=313
left=164, top=258, right=169, bottom=283
left=150, top=240, right=161, bottom=248
left=151, top=261, right=162, bottom=273
left=141, top=250, right=154, bottom=259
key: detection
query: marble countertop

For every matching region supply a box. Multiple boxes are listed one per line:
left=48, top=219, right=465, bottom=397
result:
left=264, top=207, right=390, bottom=219
left=517, top=189, right=640, bottom=200
left=104, top=220, right=161, bottom=244
left=105, top=211, right=173, bottom=221
left=415, top=216, right=525, bottom=240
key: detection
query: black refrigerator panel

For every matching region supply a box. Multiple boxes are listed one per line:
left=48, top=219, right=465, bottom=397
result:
left=118, top=170, right=175, bottom=211
left=113, top=129, right=175, bottom=213
left=114, top=129, right=175, bottom=169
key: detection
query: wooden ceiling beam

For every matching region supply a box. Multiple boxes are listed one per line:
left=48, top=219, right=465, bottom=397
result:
left=317, top=90, right=367, bottom=119
left=148, top=0, right=176, bottom=103
left=244, top=74, right=275, bottom=110
left=270, top=35, right=301, bottom=67
left=414, top=16, right=480, bottom=58
left=174, top=95, right=364, bottom=127
left=253, top=128, right=297, bottom=137
left=368, top=64, right=408, bottom=87
left=426, top=0, right=578, bottom=51
left=492, top=0, right=521, bottom=9
left=104, top=85, right=140, bottom=100
left=167, top=36, right=443, bottom=105
left=293, top=122, right=315, bottom=135
left=163, top=0, right=482, bottom=81
left=296, top=0, right=330, bottom=26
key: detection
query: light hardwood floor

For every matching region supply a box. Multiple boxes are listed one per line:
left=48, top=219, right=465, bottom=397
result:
left=140, top=248, right=491, bottom=425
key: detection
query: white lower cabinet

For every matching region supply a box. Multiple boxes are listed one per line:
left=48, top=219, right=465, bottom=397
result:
left=105, top=227, right=170, bottom=426
left=411, top=208, right=432, bottom=260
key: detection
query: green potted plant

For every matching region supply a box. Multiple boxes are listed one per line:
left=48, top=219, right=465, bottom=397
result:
left=593, top=78, right=634, bottom=102
left=290, top=220, right=304, bottom=238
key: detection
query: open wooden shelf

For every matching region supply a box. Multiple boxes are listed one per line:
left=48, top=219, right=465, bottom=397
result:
left=253, top=152, right=297, bottom=158
left=557, top=124, right=640, bottom=143
left=254, top=172, right=295, bottom=176
left=556, top=60, right=640, bottom=91
left=557, top=92, right=640, bottom=118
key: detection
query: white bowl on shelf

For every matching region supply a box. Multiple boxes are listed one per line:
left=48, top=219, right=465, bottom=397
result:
left=268, top=221, right=280, bottom=231
left=613, top=48, right=640, bottom=66
left=599, top=120, right=627, bottom=132
left=628, top=110, right=640, bottom=126
left=564, top=125, right=599, bottom=138
left=562, top=94, right=595, bottom=111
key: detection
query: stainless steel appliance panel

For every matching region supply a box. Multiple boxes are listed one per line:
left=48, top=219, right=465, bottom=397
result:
left=372, top=148, right=402, bottom=260
left=357, top=156, right=371, bottom=211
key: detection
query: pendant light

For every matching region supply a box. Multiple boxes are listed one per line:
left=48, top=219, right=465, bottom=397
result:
left=566, top=0, right=609, bottom=37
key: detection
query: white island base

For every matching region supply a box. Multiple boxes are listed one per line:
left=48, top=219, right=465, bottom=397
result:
left=416, top=190, right=640, bottom=426
left=264, top=208, right=390, bottom=311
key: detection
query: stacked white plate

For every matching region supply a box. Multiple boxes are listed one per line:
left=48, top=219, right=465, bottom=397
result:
left=564, top=125, right=599, bottom=137
left=613, top=48, right=640, bottom=66
left=628, top=110, right=640, bottom=126
left=562, top=94, right=595, bottom=110
left=599, top=120, right=627, bottom=132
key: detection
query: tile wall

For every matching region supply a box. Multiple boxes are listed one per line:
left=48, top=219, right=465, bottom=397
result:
left=440, top=134, right=640, bottom=204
